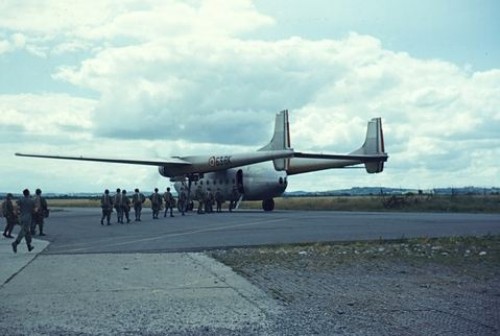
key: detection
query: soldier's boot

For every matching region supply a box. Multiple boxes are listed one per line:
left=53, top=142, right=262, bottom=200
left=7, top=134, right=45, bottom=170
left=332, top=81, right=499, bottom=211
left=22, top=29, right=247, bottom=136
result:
left=12, top=241, right=17, bottom=253
left=27, top=244, right=34, bottom=252
left=39, top=224, right=46, bottom=236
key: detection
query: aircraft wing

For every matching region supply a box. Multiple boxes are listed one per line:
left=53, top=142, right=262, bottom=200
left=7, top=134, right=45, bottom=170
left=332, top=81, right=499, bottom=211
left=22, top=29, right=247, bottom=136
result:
left=14, top=153, right=192, bottom=167
left=15, top=149, right=294, bottom=177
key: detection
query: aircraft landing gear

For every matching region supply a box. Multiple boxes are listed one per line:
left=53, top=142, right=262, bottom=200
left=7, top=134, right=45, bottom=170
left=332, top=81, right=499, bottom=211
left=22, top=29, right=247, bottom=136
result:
left=181, top=173, right=201, bottom=213
left=262, top=198, right=275, bottom=212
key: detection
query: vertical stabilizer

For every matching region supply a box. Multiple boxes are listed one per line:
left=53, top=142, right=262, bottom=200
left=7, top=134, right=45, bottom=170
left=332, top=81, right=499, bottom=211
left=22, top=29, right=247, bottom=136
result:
left=258, top=109, right=291, bottom=170
left=351, top=117, right=386, bottom=173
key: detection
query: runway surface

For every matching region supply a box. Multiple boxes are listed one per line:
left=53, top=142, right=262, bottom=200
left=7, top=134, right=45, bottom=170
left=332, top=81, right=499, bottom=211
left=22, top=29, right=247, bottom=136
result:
left=2, top=208, right=499, bottom=335
left=42, top=207, right=500, bottom=254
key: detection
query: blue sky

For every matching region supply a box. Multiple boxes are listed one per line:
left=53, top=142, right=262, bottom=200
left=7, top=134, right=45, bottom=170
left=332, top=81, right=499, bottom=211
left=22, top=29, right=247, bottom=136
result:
left=0, top=0, right=499, bottom=193
left=254, top=0, right=500, bottom=70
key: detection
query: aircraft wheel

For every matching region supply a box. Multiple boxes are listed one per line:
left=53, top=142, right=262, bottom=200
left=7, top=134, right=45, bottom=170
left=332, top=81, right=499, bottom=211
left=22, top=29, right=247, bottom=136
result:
left=262, top=198, right=275, bottom=211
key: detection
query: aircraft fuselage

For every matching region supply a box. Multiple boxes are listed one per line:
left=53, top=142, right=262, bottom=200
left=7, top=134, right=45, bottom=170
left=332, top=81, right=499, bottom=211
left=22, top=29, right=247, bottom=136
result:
left=171, top=161, right=287, bottom=211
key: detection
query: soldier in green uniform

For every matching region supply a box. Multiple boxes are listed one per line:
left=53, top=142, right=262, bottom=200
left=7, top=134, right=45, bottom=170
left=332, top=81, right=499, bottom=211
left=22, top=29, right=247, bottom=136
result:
left=177, top=187, right=187, bottom=216
left=12, top=189, right=35, bottom=253
left=32, top=188, right=48, bottom=236
left=205, top=188, right=214, bottom=213
left=163, top=187, right=175, bottom=217
left=121, top=189, right=131, bottom=223
left=100, top=189, right=113, bottom=225
left=195, top=185, right=205, bottom=214
left=2, top=193, right=16, bottom=238
left=150, top=188, right=162, bottom=219
left=215, top=188, right=224, bottom=213
left=113, top=188, right=123, bottom=223
left=132, top=188, right=145, bottom=221
left=229, top=186, right=239, bottom=212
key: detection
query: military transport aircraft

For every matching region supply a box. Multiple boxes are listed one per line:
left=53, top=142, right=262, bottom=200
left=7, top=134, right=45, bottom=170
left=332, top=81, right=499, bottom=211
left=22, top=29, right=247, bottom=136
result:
left=15, top=110, right=388, bottom=211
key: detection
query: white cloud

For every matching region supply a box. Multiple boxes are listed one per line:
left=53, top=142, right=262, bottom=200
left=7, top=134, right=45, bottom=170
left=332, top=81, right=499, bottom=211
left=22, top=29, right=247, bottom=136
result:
left=0, top=94, right=95, bottom=143
left=0, top=1, right=499, bottom=192
left=0, top=39, right=10, bottom=54
left=0, top=1, right=273, bottom=47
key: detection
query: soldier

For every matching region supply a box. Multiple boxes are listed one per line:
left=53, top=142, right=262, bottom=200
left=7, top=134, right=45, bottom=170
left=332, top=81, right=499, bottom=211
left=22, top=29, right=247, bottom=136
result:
left=177, top=187, right=187, bottom=216
left=32, top=188, right=48, bottom=236
left=113, top=188, right=123, bottom=223
left=205, top=188, right=214, bottom=213
left=163, top=187, right=175, bottom=217
left=132, top=188, right=145, bottom=221
left=150, top=188, right=162, bottom=219
left=12, top=189, right=35, bottom=253
left=215, top=188, right=224, bottom=213
left=195, top=184, right=205, bottom=214
left=229, top=186, right=240, bottom=212
left=100, top=189, right=113, bottom=225
left=121, top=190, right=131, bottom=223
left=2, top=193, right=16, bottom=238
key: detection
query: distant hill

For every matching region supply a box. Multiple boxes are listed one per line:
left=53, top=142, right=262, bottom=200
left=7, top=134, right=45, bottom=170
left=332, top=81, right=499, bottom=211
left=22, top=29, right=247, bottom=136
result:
left=284, top=186, right=500, bottom=197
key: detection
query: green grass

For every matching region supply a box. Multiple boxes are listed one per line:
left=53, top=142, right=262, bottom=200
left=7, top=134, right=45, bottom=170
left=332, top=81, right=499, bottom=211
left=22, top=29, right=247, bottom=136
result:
left=46, top=194, right=500, bottom=213
left=240, top=194, right=500, bottom=213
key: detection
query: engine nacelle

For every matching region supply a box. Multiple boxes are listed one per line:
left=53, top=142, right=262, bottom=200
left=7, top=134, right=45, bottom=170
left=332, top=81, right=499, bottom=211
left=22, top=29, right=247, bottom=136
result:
left=238, top=163, right=288, bottom=200
left=158, top=166, right=169, bottom=177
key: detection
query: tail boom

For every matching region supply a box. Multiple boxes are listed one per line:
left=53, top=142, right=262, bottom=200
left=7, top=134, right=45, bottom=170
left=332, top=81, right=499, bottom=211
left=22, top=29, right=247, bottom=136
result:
left=286, top=117, right=388, bottom=175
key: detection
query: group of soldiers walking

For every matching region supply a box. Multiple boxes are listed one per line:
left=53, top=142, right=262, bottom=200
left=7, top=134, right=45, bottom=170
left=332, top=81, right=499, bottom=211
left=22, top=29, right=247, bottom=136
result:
left=100, top=185, right=241, bottom=223
left=149, top=187, right=180, bottom=219
left=2, top=184, right=242, bottom=252
left=194, top=186, right=226, bottom=214
left=99, top=187, right=188, bottom=225
left=194, top=185, right=240, bottom=214
left=1, top=188, right=49, bottom=254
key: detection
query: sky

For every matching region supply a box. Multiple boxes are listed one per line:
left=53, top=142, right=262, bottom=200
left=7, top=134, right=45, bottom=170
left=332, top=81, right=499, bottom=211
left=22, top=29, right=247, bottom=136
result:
left=0, top=0, right=499, bottom=193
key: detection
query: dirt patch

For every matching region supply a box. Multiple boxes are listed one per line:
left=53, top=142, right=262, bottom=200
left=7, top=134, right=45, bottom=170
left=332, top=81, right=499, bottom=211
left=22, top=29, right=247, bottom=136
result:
left=209, top=236, right=500, bottom=335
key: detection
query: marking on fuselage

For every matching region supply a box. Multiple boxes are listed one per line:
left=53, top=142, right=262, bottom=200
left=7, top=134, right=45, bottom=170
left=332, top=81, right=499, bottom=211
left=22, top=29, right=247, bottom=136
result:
left=208, top=155, right=232, bottom=167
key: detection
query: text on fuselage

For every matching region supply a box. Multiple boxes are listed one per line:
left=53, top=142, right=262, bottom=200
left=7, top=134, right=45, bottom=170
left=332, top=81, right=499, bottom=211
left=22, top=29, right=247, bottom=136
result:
left=208, top=155, right=232, bottom=167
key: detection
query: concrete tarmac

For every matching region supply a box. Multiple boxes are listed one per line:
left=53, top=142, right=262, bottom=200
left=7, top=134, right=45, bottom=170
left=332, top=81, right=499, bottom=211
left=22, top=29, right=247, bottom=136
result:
left=1, top=208, right=499, bottom=335
left=0, top=237, right=50, bottom=285
left=0, top=237, right=279, bottom=335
